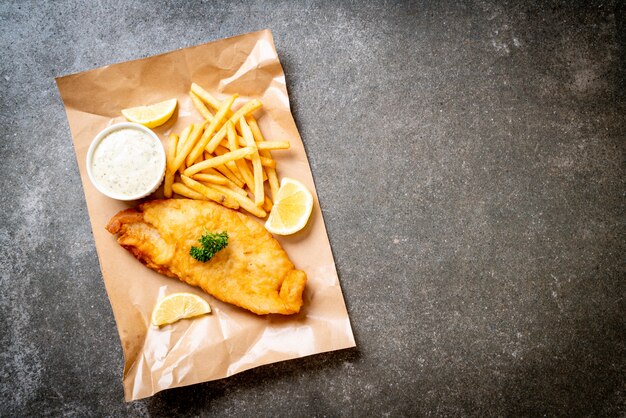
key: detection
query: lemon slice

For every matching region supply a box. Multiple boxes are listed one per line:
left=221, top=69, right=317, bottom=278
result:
left=265, top=178, right=314, bottom=235
left=121, top=98, right=177, bottom=128
left=151, top=292, right=211, bottom=327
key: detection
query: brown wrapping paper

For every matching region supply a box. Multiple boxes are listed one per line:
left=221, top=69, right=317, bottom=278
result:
left=55, top=29, right=355, bottom=401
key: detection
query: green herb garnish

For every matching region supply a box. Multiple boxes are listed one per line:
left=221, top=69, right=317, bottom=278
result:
left=190, top=231, right=228, bottom=262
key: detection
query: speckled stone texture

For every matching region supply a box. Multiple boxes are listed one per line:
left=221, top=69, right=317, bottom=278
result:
left=1, top=0, right=624, bottom=416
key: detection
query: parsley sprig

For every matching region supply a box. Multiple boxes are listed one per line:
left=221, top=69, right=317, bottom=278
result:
left=190, top=231, right=228, bottom=262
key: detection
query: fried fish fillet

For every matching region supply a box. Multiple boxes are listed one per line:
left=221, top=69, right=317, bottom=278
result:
left=106, top=199, right=306, bottom=315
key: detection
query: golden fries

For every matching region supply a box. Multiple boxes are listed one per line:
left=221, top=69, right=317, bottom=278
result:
left=214, top=164, right=245, bottom=188
left=184, top=147, right=255, bottom=177
left=257, top=141, right=290, bottom=150
left=180, top=175, right=239, bottom=209
left=257, top=155, right=277, bottom=168
left=263, top=195, right=273, bottom=212
left=191, top=173, right=228, bottom=185
left=210, top=184, right=266, bottom=218
left=187, top=94, right=238, bottom=165
left=225, top=122, right=255, bottom=191
left=172, top=182, right=208, bottom=200
left=206, top=99, right=263, bottom=152
left=248, top=116, right=280, bottom=200
left=190, top=91, right=214, bottom=121
left=176, top=124, right=193, bottom=157
left=190, top=83, right=221, bottom=110
left=240, top=117, right=264, bottom=206
left=162, top=83, right=291, bottom=218
left=164, top=133, right=178, bottom=198
left=172, top=122, right=205, bottom=174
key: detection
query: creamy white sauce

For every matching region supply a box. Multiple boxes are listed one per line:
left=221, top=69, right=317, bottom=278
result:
left=91, top=128, right=163, bottom=197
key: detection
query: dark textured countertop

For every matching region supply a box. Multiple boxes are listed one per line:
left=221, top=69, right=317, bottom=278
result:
left=1, top=1, right=624, bottom=416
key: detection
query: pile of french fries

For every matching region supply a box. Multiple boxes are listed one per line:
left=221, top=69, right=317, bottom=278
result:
left=164, top=83, right=290, bottom=218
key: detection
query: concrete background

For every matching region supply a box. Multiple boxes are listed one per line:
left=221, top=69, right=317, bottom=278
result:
left=1, top=0, right=624, bottom=416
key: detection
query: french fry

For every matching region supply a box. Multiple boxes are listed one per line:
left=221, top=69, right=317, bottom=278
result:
left=196, top=178, right=247, bottom=197
left=257, top=141, right=290, bottom=151
left=244, top=159, right=268, bottom=181
left=216, top=151, right=253, bottom=191
left=210, top=184, right=267, bottom=218
left=257, top=155, right=277, bottom=168
left=164, top=133, right=179, bottom=198
left=248, top=116, right=280, bottom=200
left=224, top=182, right=248, bottom=197
left=191, top=173, right=228, bottom=185
left=223, top=161, right=246, bottom=185
left=196, top=164, right=243, bottom=190
left=234, top=135, right=247, bottom=148
left=191, top=82, right=239, bottom=123
left=190, top=91, right=214, bottom=121
left=193, top=153, right=204, bottom=166
left=214, top=165, right=245, bottom=188
left=175, top=124, right=193, bottom=162
left=205, top=128, right=227, bottom=152
left=217, top=144, right=276, bottom=168
left=184, top=146, right=255, bottom=177
left=180, top=123, right=206, bottom=173
left=225, top=122, right=255, bottom=191
left=263, top=194, right=273, bottom=212
left=225, top=160, right=245, bottom=182
left=187, top=94, right=237, bottom=165
left=232, top=136, right=290, bottom=151
left=201, top=167, right=237, bottom=185
left=172, top=182, right=208, bottom=200
left=204, top=167, right=220, bottom=175
left=239, top=117, right=264, bottom=206
left=190, top=82, right=221, bottom=110
left=180, top=175, right=239, bottom=209
left=225, top=122, right=238, bottom=150
left=212, top=145, right=246, bottom=184
left=172, top=122, right=206, bottom=174
left=206, top=99, right=263, bottom=152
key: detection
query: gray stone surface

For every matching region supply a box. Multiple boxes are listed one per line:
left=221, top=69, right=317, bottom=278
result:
left=1, top=0, right=624, bottom=416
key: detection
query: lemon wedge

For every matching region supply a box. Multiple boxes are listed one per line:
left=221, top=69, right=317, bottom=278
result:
left=151, top=292, right=211, bottom=327
left=121, top=98, right=177, bottom=128
left=265, top=178, right=314, bottom=235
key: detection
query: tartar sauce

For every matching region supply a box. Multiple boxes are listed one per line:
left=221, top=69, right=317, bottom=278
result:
left=91, top=128, right=163, bottom=197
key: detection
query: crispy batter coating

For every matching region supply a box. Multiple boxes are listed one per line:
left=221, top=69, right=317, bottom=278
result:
left=106, top=199, right=306, bottom=315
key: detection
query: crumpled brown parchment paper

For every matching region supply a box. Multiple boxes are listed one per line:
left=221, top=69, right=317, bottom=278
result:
left=55, top=29, right=355, bottom=401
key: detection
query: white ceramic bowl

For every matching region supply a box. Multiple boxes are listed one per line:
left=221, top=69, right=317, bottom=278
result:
left=86, top=122, right=166, bottom=201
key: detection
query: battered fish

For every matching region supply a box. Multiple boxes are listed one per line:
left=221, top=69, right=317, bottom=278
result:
left=106, top=199, right=306, bottom=315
